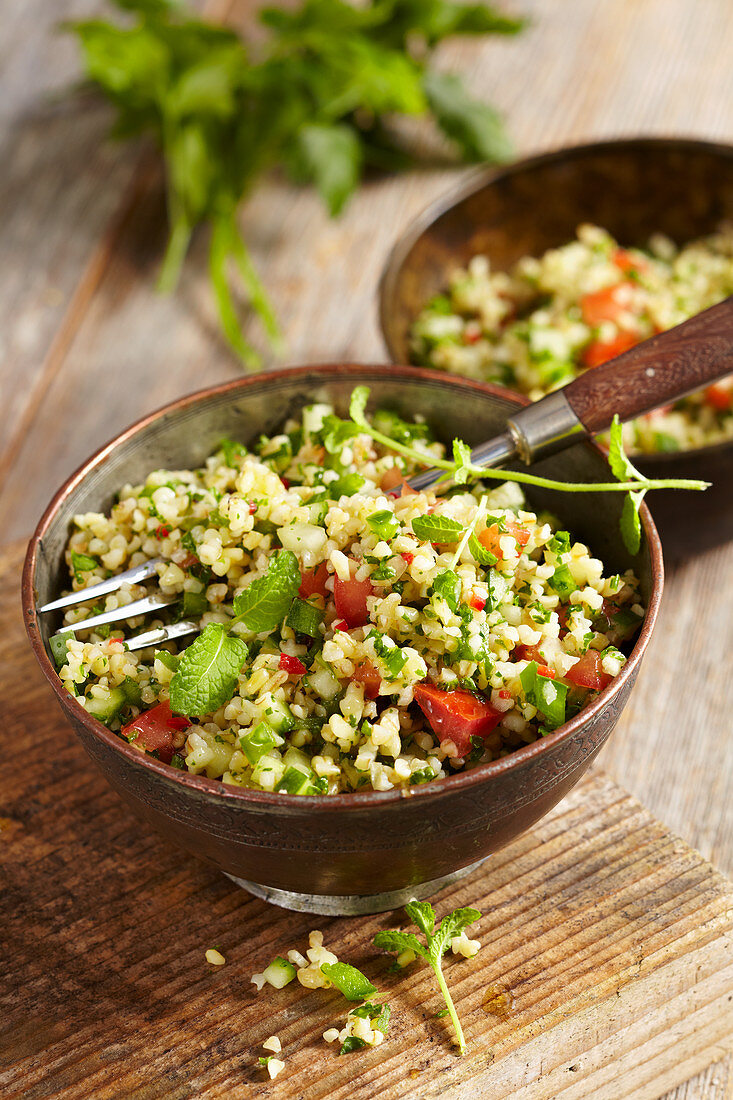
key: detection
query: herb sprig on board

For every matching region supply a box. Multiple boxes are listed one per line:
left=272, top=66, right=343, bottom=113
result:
left=348, top=386, right=709, bottom=554
left=67, top=0, right=524, bottom=366
left=374, top=899, right=481, bottom=1055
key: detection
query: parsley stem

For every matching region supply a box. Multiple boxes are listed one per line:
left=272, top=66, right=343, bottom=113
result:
left=432, top=956, right=466, bottom=1055
left=158, top=217, right=192, bottom=294
left=355, top=417, right=709, bottom=495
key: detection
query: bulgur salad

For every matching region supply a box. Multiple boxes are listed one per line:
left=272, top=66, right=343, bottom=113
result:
left=410, top=223, right=733, bottom=454
left=51, top=397, right=646, bottom=796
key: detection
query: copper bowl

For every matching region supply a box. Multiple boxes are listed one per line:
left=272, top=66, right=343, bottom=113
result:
left=379, top=137, right=733, bottom=559
left=23, top=365, right=663, bottom=914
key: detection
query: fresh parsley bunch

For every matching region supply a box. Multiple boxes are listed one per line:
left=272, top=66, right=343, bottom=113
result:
left=68, top=0, right=524, bottom=366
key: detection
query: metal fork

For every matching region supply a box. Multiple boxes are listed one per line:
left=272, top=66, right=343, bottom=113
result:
left=37, top=296, right=733, bottom=652
left=37, top=558, right=198, bottom=651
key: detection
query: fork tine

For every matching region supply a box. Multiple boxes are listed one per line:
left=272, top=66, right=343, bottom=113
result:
left=57, top=593, right=176, bottom=634
left=123, top=620, right=199, bottom=652
left=37, top=558, right=162, bottom=613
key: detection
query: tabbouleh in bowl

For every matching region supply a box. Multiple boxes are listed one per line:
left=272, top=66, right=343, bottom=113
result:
left=410, top=223, right=733, bottom=455
left=24, top=367, right=662, bottom=911
left=53, top=395, right=643, bottom=797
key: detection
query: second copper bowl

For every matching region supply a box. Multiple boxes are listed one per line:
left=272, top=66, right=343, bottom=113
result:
left=379, top=138, right=733, bottom=558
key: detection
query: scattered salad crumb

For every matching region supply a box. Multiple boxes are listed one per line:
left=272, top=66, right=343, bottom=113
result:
left=262, top=1035, right=281, bottom=1053
left=258, top=1054, right=285, bottom=1080
left=205, top=948, right=226, bottom=966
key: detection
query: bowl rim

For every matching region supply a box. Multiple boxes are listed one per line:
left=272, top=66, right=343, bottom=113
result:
left=378, top=134, right=733, bottom=467
left=22, top=363, right=664, bottom=814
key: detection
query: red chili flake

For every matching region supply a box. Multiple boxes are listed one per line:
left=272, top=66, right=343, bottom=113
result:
left=499, top=689, right=512, bottom=699
left=279, top=653, right=307, bottom=676
left=537, top=664, right=557, bottom=680
left=154, top=525, right=170, bottom=539
left=463, top=325, right=482, bottom=345
left=281, top=478, right=290, bottom=489
left=469, top=594, right=486, bottom=611
left=248, top=501, right=257, bottom=514
left=333, top=619, right=348, bottom=632
left=401, top=552, right=415, bottom=565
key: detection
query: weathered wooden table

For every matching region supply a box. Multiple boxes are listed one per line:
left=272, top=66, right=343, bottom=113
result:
left=1, top=1, right=732, bottom=1096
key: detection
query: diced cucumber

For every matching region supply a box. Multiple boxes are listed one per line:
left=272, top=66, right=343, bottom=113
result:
left=282, top=745, right=312, bottom=772
left=85, top=686, right=126, bottom=723
left=301, top=403, right=332, bottom=437
left=155, top=650, right=179, bottom=673
left=251, top=752, right=286, bottom=791
left=258, top=694, right=297, bottom=734
left=50, top=629, right=75, bottom=669
left=240, top=721, right=284, bottom=766
left=276, top=766, right=315, bottom=795
left=286, top=598, right=323, bottom=638
left=306, top=654, right=341, bottom=700
left=308, top=499, right=329, bottom=526
left=182, top=590, right=208, bottom=618
left=263, top=956, right=297, bottom=989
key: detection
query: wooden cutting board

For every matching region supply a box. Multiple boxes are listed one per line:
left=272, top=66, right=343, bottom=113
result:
left=2, top=540, right=732, bottom=1100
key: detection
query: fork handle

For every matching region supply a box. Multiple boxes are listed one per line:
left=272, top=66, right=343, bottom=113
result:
left=508, top=295, right=733, bottom=460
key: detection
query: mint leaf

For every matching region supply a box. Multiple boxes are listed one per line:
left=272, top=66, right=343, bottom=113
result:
left=169, top=622, right=248, bottom=716
left=233, top=550, right=301, bottom=632
left=608, top=415, right=645, bottom=482
left=429, top=907, right=481, bottom=961
left=412, top=515, right=464, bottom=544
left=321, top=962, right=378, bottom=1002
left=405, top=899, right=435, bottom=936
left=320, top=414, right=360, bottom=454
left=372, top=930, right=427, bottom=959
left=468, top=533, right=497, bottom=566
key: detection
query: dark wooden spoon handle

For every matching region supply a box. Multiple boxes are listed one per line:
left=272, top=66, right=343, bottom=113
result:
left=563, top=295, right=733, bottom=433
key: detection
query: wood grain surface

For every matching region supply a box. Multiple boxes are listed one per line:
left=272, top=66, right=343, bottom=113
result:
left=1, top=2, right=733, bottom=1097
left=1, top=543, right=732, bottom=1100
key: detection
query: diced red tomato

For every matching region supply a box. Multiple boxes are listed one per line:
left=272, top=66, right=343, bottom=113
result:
left=469, top=594, right=486, bottom=611
left=413, top=684, right=502, bottom=757
left=537, top=664, right=556, bottom=680
left=353, top=662, right=381, bottom=699
left=248, top=501, right=258, bottom=514
left=478, top=521, right=530, bottom=561
left=298, top=561, right=329, bottom=601
left=333, top=619, right=348, bottom=632
left=121, top=701, right=188, bottom=764
left=281, top=477, right=290, bottom=489
left=565, top=650, right=612, bottom=691
left=401, top=552, right=415, bottom=565
left=154, top=524, right=170, bottom=540
left=582, top=330, right=639, bottom=369
left=380, top=468, right=418, bottom=496
left=463, top=324, right=482, bottom=345
left=612, top=248, right=648, bottom=276
left=580, top=281, right=634, bottom=327
left=513, top=643, right=545, bottom=664
left=334, top=570, right=373, bottom=628
left=704, top=381, right=733, bottom=412
left=279, top=653, right=307, bottom=676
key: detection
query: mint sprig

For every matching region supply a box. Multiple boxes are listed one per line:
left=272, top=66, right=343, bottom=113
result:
left=373, top=898, right=481, bottom=1055
left=233, top=550, right=301, bottom=633
left=349, top=387, right=709, bottom=555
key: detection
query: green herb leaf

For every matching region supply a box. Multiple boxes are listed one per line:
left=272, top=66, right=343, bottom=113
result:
left=321, top=962, right=378, bottom=1002
left=620, top=489, right=646, bottom=556
left=452, top=438, right=473, bottom=484
left=372, top=929, right=427, bottom=959
left=468, top=533, right=497, bottom=566
left=412, top=515, right=464, bottom=544
left=70, top=551, right=99, bottom=582
left=423, top=70, right=512, bottom=163
left=369, top=630, right=408, bottom=679
left=429, top=906, right=481, bottom=960
left=367, top=509, right=399, bottom=541
left=405, top=898, right=435, bottom=936
left=233, top=550, right=301, bottom=632
left=169, top=622, right=248, bottom=716
left=548, top=564, right=578, bottom=599
left=290, top=122, right=362, bottom=217
left=430, top=569, right=461, bottom=612
left=349, top=386, right=370, bottom=427
left=339, top=1036, right=367, bottom=1055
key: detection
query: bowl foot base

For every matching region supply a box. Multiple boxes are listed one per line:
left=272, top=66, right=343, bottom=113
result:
left=223, top=857, right=488, bottom=916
